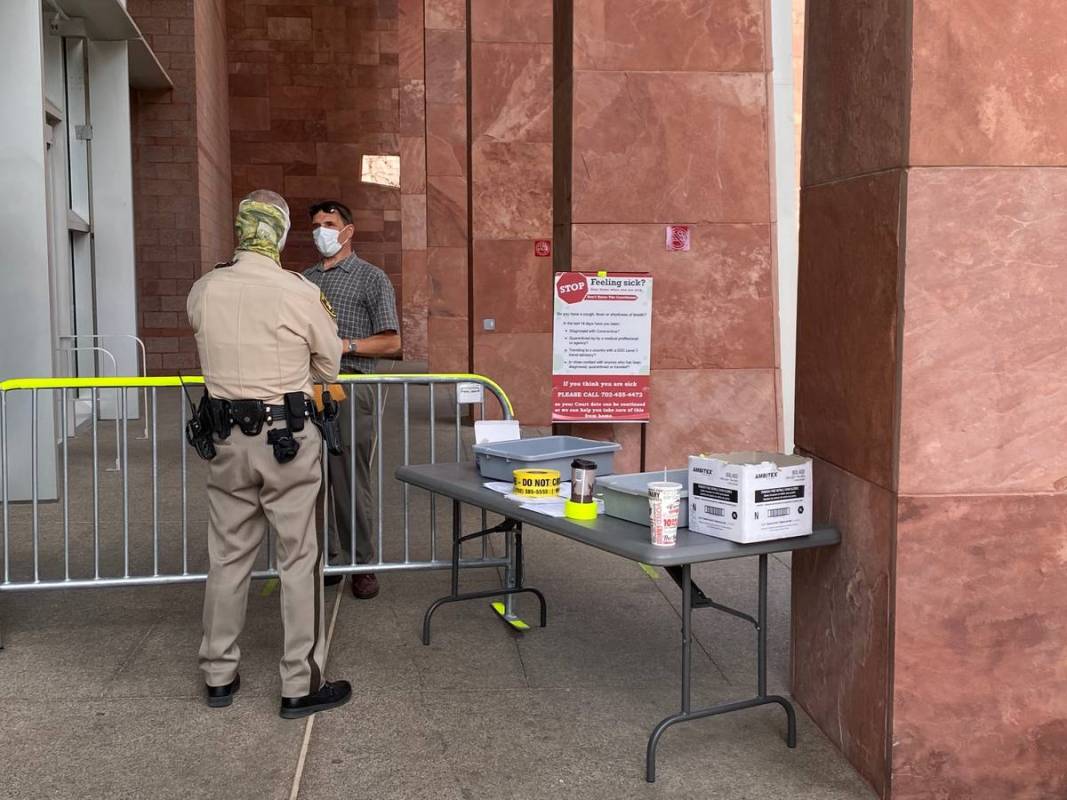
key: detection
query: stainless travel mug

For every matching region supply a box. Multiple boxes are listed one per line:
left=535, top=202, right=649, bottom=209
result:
left=570, top=458, right=597, bottom=504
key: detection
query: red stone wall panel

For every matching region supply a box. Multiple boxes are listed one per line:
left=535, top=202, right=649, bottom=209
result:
left=792, top=457, right=894, bottom=798
left=471, top=43, right=552, bottom=143
left=801, top=0, right=910, bottom=187
left=572, top=70, right=771, bottom=224
left=561, top=0, right=778, bottom=458
left=426, top=175, right=468, bottom=247
left=571, top=223, right=776, bottom=371
left=795, top=169, right=904, bottom=492
left=573, top=0, right=765, bottom=72
left=401, top=249, right=429, bottom=360
left=797, top=2, right=1067, bottom=797
left=426, top=0, right=465, bottom=31
left=899, top=168, right=1067, bottom=495
left=426, top=101, right=466, bottom=177
left=472, top=0, right=552, bottom=43
left=473, top=332, right=553, bottom=424
left=471, top=240, right=552, bottom=336
left=910, top=0, right=1067, bottom=167
left=398, top=0, right=425, bottom=80
left=472, top=142, right=552, bottom=240
left=398, top=0, right=428, bottom=361
left=893, top=494, right=1067, bottom=800
left=469, top=10, right=554, bottom=418
left=646, top=369, right=779, bottom=469
left=424, top=17, right=469, bottom=371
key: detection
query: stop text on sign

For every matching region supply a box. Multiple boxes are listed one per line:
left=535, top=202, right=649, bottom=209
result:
left=556, top=272, right=588, bottom=304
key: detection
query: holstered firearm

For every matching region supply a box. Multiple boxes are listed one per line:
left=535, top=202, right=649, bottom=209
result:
left=317, top=387, right=344, bottom=456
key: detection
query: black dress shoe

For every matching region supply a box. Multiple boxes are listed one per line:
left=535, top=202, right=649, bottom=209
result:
left=279, top=679, right=352, bottom=719
left=323, top=574, right=343, bottom=587
left=206, top=674, right=240, bottom=708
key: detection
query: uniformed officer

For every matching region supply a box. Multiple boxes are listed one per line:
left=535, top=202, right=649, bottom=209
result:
left=187, top=189, right=351, bottom=718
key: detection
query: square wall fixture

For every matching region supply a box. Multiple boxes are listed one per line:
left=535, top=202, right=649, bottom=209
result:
left=361, top=155, right=401, bottom=188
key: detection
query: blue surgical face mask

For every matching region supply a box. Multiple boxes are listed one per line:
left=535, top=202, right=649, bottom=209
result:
left=313, top=225, right=350, bottom=257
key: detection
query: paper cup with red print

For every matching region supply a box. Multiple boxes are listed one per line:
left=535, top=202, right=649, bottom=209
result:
left=648, top=481, right=683, bottom=547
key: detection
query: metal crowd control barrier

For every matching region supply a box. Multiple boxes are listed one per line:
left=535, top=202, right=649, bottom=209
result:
left=0, top=373, right=516, bottom=645
left=58, top=333, right=153, bottom=440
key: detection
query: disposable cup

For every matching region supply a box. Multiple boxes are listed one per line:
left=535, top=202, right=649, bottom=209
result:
left=648, top=481, right=682, bottom=547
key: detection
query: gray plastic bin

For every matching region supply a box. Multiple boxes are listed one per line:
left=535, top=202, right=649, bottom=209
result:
left=472, top=436, right=621, bottom=481
left=599, top=469, right=689, bottom=528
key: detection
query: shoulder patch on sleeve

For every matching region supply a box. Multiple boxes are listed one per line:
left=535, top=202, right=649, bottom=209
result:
left=320, top=291, right=337, bottom=319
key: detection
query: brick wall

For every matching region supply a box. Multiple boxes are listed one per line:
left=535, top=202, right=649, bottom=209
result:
left=226, top=0, right=403, bottom=298
left=128, top=0, right=202, bottom=373
left=195, top=0, right=233, bottom=272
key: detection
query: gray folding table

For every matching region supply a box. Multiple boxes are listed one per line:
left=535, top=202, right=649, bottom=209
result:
left=395, top=461, right=840, bottom=782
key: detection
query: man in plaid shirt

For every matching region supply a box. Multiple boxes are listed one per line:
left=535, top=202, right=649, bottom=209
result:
left=303, top=200, right=401, bottom=600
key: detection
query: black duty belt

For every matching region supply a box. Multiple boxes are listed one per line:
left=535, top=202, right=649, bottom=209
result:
left=187, top=389, right=324, bottom=464
left=209, top=397, right=315, bottom=437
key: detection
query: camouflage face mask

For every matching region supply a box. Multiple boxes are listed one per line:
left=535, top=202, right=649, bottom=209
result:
left=234, top=199, right=291, bottom=264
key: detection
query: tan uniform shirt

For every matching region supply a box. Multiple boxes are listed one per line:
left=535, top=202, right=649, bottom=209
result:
left=188, top=250, right=342, bottom=403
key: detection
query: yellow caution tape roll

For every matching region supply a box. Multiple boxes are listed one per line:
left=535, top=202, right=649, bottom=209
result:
left=512, top=468, right=561, bottom=497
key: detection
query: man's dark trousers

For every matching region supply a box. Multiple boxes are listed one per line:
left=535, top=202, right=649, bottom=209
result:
left=318, top=383, right=375, bottom=565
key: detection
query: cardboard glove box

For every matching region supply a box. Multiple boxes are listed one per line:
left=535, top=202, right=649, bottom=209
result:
left=688, top=452, right=813, bottom=544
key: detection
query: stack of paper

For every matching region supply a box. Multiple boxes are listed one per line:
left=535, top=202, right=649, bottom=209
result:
left=483, top=481, right=573, bottom=504
left=483, top=480, right=603, bottom=518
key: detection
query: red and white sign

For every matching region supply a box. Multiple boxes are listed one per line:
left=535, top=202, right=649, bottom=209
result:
left=552, top=271, right=653, bottom=422
left=556, top=271, right=588, bottom=304
left=534, top=239, right=552, bottom=257
left=666, top=225, right=690, bottom=252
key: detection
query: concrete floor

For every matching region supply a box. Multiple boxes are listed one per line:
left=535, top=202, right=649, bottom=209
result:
left=0, top=377, right=875, bottom=800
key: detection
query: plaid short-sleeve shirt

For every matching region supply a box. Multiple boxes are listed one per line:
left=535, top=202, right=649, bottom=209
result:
left=303, top=253, right=399, bottom=374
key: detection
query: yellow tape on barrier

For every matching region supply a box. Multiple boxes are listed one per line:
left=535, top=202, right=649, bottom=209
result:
left=0, top=372, right=514, bottom=417
left=0, top=376, right=203, bottom=390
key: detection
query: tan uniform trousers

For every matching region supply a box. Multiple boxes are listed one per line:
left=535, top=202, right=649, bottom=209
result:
left=199, top=422, right=325, bottom=699
left=319, top=384, right=376, bottom=565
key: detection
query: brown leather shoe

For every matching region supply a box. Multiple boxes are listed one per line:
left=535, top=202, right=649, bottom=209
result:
left=351, top=572, right=379, bottom=600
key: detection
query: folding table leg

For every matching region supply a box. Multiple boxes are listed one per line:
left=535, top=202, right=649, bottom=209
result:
left=757, top=554, right=797, bottom=745
left=491, top=525, right=547, bottom=631
left=422, top=508, right=547, bottom=645
left=646, top=564, right=692, bottom=782
left=645, top=556, right=797, bottom=783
